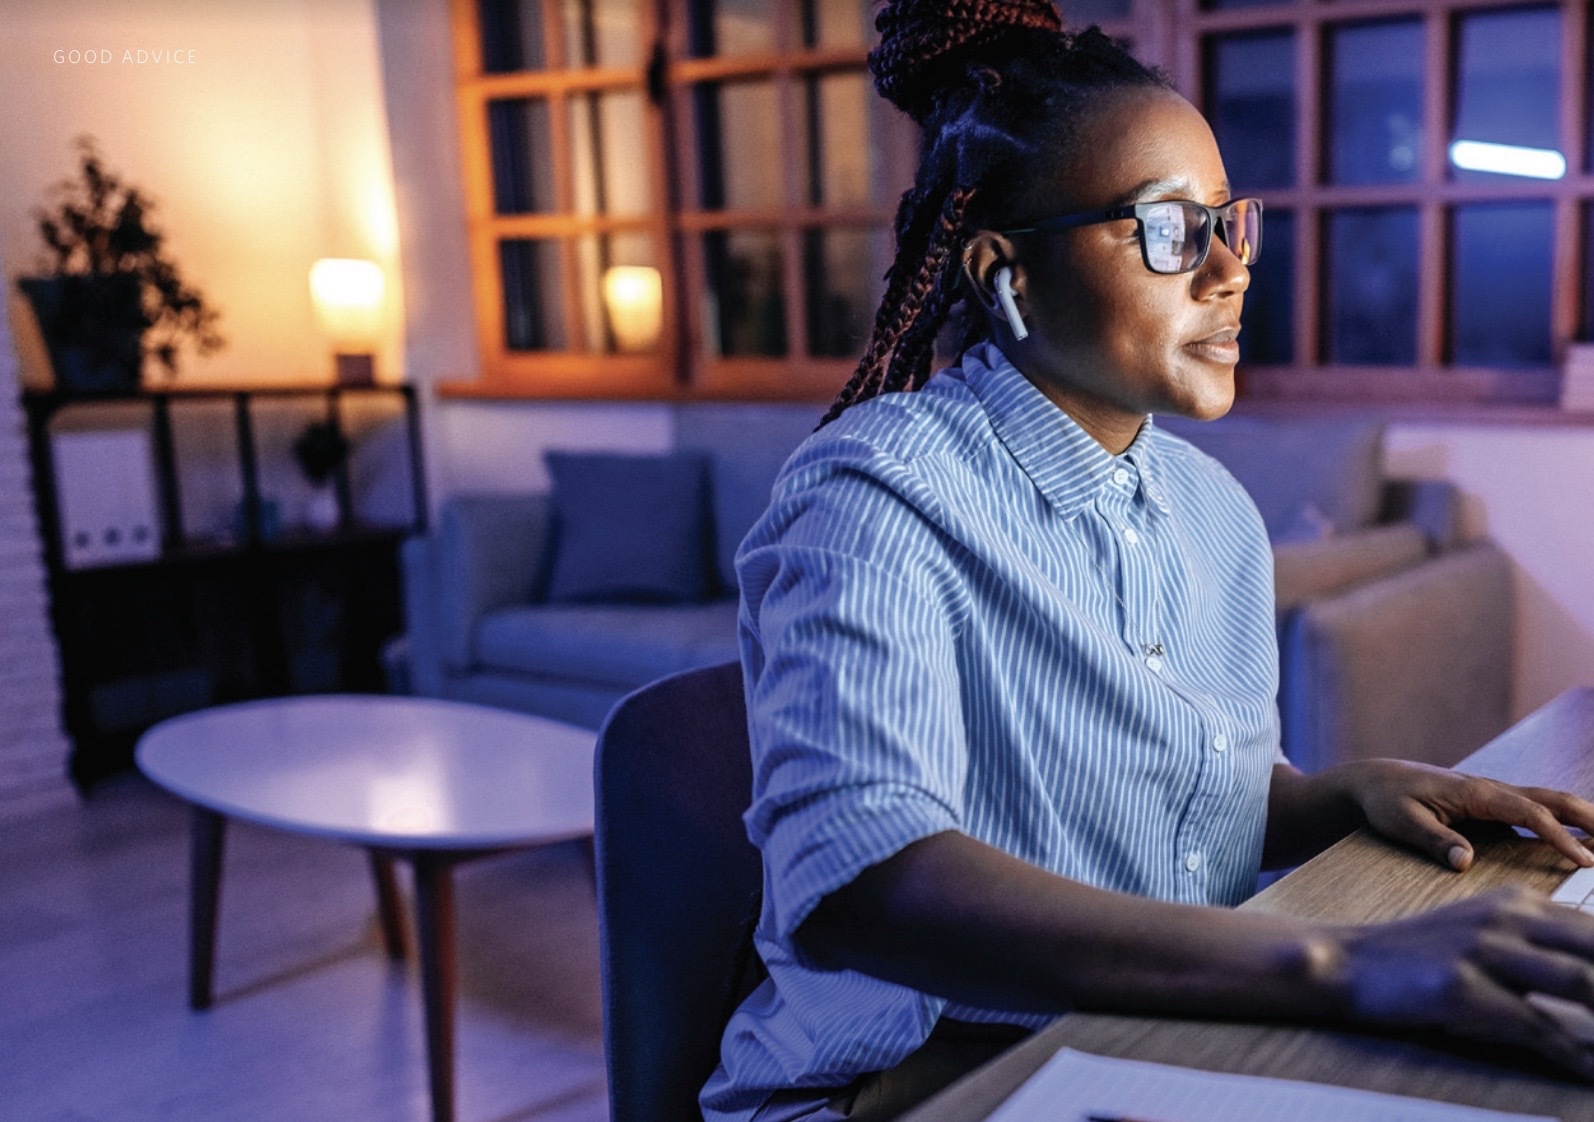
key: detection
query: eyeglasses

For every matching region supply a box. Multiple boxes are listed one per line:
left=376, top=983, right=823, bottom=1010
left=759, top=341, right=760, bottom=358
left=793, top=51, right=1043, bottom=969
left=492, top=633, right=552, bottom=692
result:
left=1002, top=198, right=1264, bottom=276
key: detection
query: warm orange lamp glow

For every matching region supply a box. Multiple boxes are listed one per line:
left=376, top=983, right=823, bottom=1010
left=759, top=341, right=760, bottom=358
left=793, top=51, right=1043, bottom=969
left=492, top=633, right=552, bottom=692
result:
left=602, top=265, right=663, bottom=353
left=309, top=258, right=384, bottom=383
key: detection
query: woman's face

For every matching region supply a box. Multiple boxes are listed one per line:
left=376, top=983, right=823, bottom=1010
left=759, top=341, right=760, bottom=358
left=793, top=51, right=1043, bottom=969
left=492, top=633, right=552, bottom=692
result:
left=972, top=88, right=1250, bottom=450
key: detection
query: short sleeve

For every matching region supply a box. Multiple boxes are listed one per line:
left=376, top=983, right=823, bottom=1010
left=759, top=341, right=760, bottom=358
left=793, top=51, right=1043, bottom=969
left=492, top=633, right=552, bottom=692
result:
left=735, top=454, right=966, bottom=946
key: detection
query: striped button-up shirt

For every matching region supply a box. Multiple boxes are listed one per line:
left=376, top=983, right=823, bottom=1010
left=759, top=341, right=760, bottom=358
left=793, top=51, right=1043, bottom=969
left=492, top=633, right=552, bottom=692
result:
left=703, top=343, right=1284, bottom=1121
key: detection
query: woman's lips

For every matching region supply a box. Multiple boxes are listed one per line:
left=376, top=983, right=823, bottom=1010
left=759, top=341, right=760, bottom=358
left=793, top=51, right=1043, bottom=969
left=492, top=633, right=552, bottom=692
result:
left=1184, top=326, right=1240, bottom=364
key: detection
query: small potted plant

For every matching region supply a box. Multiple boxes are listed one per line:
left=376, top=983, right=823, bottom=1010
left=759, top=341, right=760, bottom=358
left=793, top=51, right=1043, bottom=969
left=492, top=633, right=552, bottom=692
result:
left=292, top=419, right=350, bottom=532
left=18, top=136, right=225, bottom=394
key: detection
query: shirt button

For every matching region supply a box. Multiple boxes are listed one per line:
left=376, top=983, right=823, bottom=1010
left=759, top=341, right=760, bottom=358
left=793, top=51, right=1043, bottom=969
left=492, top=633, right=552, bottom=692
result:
left=1184, top=851, right=1202, bottom=873
left=1212, top=733, right=1229, bottom=752
left=1145, top=655, right=1164, bottom=672
left=1112, top=468, right=1130, bottom=486
left=1123, top=526, right=1140, bottom=545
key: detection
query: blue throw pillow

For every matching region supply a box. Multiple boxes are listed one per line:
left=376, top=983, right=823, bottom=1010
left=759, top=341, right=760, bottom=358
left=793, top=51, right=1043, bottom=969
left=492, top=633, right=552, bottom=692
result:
left=543, top=452, right=713, bottom=604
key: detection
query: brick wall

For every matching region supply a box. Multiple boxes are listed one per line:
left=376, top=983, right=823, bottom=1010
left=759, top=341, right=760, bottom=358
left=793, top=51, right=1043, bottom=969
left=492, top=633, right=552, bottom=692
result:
left=0, top=283, right=73, bottom=822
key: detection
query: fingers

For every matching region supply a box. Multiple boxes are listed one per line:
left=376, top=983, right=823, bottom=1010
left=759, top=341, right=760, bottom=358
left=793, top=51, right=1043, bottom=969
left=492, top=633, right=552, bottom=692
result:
left=1482, top=786, right=1594, bottom=869
left=1517, top=785, right=1594, bottom=837
left=1377, top=796, right=1475, bottom=871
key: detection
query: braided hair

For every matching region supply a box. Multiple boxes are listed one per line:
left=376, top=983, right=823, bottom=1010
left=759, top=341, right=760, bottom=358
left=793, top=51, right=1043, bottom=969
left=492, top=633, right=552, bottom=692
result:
left=819, top=0, right=1169, bottom=426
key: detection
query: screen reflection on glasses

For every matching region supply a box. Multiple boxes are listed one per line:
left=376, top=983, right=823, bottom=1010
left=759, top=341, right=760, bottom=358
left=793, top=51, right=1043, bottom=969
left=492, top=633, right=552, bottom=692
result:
left=1001, top=198, right=1263, bottom=276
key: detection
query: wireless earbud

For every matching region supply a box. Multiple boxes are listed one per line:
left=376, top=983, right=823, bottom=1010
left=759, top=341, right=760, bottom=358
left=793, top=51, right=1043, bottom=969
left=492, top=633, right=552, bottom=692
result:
left=994, top=266, right=1028, bottom=341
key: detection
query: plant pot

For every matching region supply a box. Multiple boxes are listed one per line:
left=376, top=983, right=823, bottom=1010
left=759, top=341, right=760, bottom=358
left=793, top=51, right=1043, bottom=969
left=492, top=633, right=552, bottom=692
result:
left=18, top=273, right=146, bottom=395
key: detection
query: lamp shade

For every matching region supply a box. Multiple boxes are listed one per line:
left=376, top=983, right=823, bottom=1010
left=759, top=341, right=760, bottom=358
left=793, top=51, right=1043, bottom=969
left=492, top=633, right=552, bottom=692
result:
left=602, top=265, right=662, bottom=352
left=309, top=258, right=384, bottom=348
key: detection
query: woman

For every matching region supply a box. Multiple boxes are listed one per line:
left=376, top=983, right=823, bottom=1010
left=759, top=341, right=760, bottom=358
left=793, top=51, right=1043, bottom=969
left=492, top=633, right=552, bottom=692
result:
left=703, top=3, right=1594, bottom=1119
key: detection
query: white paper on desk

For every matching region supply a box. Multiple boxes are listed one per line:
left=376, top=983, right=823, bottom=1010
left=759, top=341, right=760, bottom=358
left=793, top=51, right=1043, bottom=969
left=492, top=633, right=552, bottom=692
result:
left=985, top=1049, right=1555, bottom=1122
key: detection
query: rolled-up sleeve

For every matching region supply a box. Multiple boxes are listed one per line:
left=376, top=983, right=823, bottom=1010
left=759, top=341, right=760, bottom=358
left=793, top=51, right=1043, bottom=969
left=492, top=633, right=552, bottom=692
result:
left=736, top=454, right=967, bottom=946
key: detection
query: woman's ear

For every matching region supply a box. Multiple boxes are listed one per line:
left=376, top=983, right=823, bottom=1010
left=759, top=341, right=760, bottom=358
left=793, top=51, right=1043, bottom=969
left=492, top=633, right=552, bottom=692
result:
left=963, top=231, right=1028, bottom=341
left=962, top=231, right=1026, bottom=316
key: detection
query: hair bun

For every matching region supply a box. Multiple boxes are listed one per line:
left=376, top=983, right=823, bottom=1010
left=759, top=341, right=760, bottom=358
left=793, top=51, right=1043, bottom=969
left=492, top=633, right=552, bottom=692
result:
left=869, top=0, right=1066, bottom=123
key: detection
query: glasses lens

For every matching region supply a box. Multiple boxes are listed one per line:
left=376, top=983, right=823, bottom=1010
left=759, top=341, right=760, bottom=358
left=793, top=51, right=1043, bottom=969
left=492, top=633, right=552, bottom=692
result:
left=1224, top=200, right=1263, bottom=266
left=1141, top=202, right=1207, bottom=274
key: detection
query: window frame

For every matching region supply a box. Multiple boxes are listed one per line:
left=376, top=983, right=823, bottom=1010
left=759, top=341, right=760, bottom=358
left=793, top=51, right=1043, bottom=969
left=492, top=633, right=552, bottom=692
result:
left=1183, top=0, right=1589, bottom=409
left=445, top=0, right=1591, bottom=412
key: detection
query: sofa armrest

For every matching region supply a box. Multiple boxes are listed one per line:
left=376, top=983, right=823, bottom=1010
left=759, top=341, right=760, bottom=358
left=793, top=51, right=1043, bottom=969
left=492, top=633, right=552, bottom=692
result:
left=1272, top=523, right=1429, bottom=615
left=399, top=534, right=444, bottom=697
left=435, top=493, right=554, bottom=671
left=1279, top=542, right=1512, bottom=773
left=1379, top=479, right=1462, bottom=552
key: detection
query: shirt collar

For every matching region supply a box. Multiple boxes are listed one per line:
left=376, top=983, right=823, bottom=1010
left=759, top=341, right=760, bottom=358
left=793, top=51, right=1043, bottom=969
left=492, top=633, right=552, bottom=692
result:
left=958, top=342, right=1170, bottom=518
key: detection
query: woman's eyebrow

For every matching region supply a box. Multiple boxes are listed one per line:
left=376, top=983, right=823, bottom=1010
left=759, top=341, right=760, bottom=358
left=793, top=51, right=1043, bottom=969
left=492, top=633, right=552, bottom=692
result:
left=1109, top=176, right=1232, bottom=206
left=1111, top=176, right=1193, bottom=205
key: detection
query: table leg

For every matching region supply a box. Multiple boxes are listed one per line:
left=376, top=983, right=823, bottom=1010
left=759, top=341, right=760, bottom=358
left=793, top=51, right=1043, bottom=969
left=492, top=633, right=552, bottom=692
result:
left=368, top=851, right=410, bottom=961
left=412, top=851, right=458, bottom=1122
left=189, top=807, right=227, bottom=1011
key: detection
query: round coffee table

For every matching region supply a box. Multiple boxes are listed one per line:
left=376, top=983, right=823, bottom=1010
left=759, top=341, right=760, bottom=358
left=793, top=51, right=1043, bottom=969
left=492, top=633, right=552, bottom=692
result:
left=136, top=695, right=596, bottom=1122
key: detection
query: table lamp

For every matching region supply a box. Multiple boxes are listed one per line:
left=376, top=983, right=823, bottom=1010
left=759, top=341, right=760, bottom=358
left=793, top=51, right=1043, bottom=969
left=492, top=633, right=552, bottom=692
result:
left=602, top=265, right=662, bottom=352
left=310, top=258, right=384, bottom=384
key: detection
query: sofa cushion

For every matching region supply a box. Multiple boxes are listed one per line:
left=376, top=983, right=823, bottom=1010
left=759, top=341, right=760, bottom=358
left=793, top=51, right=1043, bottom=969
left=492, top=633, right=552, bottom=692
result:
left=475, top=600, right=742, bottom=688
left=1157, top=415, right=1385, bottom=539
left=675, top=404, right=820, bottom=593
left=1272, top=523, right=1428, bottom=615
left=544, top=451, right=713, bottom=604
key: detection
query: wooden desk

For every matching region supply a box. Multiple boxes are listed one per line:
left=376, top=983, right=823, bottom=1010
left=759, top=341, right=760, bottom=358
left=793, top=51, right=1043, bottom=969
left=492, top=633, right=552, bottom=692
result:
left=905, top=688, right=1594, bottom=1122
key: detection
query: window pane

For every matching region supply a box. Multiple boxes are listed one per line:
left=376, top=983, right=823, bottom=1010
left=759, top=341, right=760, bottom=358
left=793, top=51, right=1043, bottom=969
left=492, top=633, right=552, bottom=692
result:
left=480, top=0, right=641, bottom=70
left=797, top=71, right=876, bottom=207
left=688, top=0, right=776, bottom=58
left=694, top=81, right=784, bottom=210
left=1207, top=32, right=1296, bottom=190
left=801, top=0, right=871, bottom=49
left=704, top=230, right=786, bottom=357
left=1451, top=203, right=1554, bottom=368
left=488, top=99, right=556, bottom=214
left=1451, top=7, right=1563, bottom=183
left=1327, top=20, right=1422, bottom=186
left=500, top=239, right=567, bottom=351
left=569, top=90, right=651, bottom=215
left=479, top=0, right=546, bottom=72
left=805, top=227, right=886, bottom=358
left=1239, top=208, right=1293, bottom=365
left=1324, top=208, right=1418, bottom=364
left=575, top=233, right=661, bottom=353
left=561, top=0, right=641, bottom=67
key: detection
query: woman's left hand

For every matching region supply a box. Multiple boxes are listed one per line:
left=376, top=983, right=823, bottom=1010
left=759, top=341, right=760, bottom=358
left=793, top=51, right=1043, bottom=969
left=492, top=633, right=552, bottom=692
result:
left=1347, top=759, right=1594, bottom=871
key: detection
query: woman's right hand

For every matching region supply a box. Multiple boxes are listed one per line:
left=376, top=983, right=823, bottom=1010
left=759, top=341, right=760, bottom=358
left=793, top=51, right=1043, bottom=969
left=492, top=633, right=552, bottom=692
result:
left=1330, top=886, right=1594, bottom=1078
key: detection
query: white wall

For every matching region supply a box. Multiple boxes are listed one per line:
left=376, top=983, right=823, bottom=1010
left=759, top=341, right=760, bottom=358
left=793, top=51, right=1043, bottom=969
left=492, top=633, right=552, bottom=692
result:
left=1386, top=424, right=1594, bottom=721
left=0, top=0, right=404, bottom=387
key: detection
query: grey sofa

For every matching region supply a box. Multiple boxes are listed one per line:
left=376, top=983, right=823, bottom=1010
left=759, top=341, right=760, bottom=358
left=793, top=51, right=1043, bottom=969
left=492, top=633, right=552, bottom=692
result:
left=398, top=404, right=1512, bottom=772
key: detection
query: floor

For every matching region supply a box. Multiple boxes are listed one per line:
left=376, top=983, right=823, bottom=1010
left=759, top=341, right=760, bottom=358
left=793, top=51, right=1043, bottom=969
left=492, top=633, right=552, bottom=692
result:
left=0, top=775, right=608, bottom=1122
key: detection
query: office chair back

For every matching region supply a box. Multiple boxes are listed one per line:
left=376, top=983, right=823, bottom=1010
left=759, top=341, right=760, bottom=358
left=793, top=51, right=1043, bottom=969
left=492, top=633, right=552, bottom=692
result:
left=594, top=661, right=764, bottom=1122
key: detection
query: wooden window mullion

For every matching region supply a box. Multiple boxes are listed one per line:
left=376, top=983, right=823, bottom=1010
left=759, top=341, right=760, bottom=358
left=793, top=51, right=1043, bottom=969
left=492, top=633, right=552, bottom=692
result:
left=1551, top=0, right=1588, bottom=352
left=1414, top=9, right=1451, bottom=367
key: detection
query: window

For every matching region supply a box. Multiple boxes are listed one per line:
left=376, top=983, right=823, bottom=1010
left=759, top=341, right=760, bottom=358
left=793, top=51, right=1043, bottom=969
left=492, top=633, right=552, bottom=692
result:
left=1196, top=0, right=1587, bottom=407
left=450, top=0, right=1585, bottom=408
left=446, top=0, right=1137, bottom=401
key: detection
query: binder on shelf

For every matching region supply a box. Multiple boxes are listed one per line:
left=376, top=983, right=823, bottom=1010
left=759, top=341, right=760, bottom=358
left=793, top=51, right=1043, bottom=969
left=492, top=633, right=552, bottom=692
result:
left=50, top=428, right=161, bottom=569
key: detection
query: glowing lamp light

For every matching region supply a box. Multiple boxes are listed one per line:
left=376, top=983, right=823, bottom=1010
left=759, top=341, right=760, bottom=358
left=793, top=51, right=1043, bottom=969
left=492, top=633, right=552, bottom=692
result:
left=602, top=265, right=663, bottom=353
left=1448, top=140, right=1567, bottom=181
left=309, top=258, right=385, bottom=383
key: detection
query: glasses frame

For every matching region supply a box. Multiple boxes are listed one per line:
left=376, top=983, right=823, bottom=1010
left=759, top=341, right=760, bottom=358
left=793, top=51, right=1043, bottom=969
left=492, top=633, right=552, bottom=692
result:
left=1001, top=198, right=1264, bottom=275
